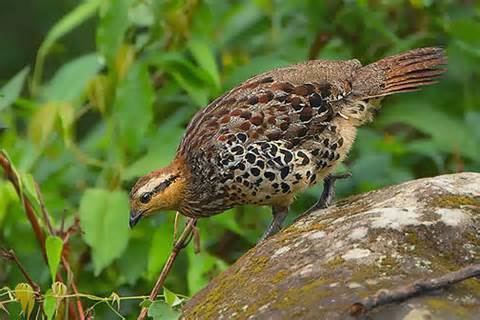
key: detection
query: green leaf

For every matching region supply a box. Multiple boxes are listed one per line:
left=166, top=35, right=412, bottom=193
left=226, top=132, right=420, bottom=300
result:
left=0, top=150, right=24, bottom=203
left=28, top=102, right=58, bottom=147
left=210, top=210, right=244, bottom=236
left=46, top=236, right=63, bottom=282
left=0, top=66, right=29, bottom=111
left=44, top=54, right=101, bottom=104
left=117, top=238, right=149, bottom=285
left=97, top=0, right=135, bottom=65
left=57, top=103, right=75, bottom=147
left=79, top=189, right=130, bottom=275
left=124, top=110, right=188, bottom=181
left=378, top=101, right=479, bottom=160
left=187, top=245, right=227, bottom=294
left=148, top=53, right=211, bottom=106
left=6, top=301, right=22, bottom=320
left=34, top=0, right=102, bottom=91
left=113, top=62, right=154, bottom=151
left=147, top=222, right=174, bottom=279
left=43, top=290, right=56, bottom=320
left=140, top=299, right=152, bottom=309
left=163, top=287, right=182, bottom=307
left=19, top=173, right=40, bottom=206
left=188, top=38, right=221, bottom=91
left=148, top=301, right=180, bottom=320
left=224, top=55, right=289, bottom=90
left=169, top=71, right=208, bottom=107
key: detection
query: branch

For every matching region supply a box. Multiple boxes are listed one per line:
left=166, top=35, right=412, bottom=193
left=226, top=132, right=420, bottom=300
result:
left=137, top=218, right=198, bottom=320
left=349, top=263, right=480, bottom=317
left=0, top=151, right=46, bottom=260
left=34, top=182, right=55, bottom=235
left=0, top=248, right=41, bottom=296
left=308, top=32, right=331, bottom=60
left=0, top=151, right=84, bottom=319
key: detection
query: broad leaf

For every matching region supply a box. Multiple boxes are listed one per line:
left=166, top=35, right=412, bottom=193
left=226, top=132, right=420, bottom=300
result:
left=34, top=0, right=102, bottom=90
left=117, top=238, right=149, bottom=285
left=188, top=38, right=221, bottom=91
left=147, top=222, right=174, bottom=280
left=97, top=0, right=135, bottom=66
left=28, top=102, right=58, bottom=147
left=44, top=54, right=101, bottom=104
left=0, top=66, right=29, bottom=111
left=113, top=62, right=154, bottom=152
left=124, top=110, right=188, bottom=180
left=79, top=189, right=130, bottom=275
left=46, top=236, right=63, bottom=282
left=163, top=287, right=182, bottom=307
left=43, top=290, right=56, bottom=320
left=148, top=301, right=180, bottom=320
left=19, top=172, right=40, bottom=206
left=379, top=101, right=478, bottom=160
left=187, top=245, right=227, bottom=294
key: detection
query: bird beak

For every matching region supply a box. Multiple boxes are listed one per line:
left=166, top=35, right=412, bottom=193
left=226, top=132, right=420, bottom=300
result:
left=129, top=210, right=143, bottom=228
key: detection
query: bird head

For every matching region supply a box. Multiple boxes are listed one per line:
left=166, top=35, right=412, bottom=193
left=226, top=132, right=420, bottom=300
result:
left=129, top=161, right=186, bottom=228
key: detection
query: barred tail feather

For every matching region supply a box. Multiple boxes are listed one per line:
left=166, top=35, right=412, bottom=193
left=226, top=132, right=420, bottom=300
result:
left=353, top=47, right=447, bottom=99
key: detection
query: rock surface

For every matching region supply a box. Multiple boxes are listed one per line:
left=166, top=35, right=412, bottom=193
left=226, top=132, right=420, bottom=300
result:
left=182, top=173, right=480, bottom=320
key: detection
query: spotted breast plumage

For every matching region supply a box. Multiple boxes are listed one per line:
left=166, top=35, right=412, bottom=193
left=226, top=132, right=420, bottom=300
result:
left=129, top=47, right=447, bottom=240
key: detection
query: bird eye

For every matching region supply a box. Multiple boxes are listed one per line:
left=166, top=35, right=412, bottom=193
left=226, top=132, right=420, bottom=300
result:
left=140, top=192, right=152, bottom=204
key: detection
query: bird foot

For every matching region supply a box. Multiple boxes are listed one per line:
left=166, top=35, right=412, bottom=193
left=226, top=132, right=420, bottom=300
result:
left=295, top=172, right=351, bottom=222
left=259, top=206, right=289, bottom=242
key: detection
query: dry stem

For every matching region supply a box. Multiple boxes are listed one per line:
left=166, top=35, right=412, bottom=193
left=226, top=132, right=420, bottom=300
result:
left=0, top=151, right=84, bottom=319
left=137, top=218, right=197, bottom=320
left=349, top=263, right=480, bottom=317
left=0, top=249, right=41, bottom=296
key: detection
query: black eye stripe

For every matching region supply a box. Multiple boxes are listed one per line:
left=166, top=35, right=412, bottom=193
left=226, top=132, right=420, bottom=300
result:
left=152, top=175, right=178, bottom=194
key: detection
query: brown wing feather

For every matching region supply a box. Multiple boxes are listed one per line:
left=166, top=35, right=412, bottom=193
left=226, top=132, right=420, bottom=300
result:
left=177, top=60, right=361, bottom=157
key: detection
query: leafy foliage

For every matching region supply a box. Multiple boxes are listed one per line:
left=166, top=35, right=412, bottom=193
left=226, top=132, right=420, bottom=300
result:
left=0, top=0, right=479, bottom=318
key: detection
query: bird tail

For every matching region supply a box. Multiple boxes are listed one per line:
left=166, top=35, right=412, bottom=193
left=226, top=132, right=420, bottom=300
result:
left=352, top=47, right=447, bottom=99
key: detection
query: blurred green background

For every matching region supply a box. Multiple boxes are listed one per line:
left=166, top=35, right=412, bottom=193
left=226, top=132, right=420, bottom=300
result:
left=1, top=0, right=479, bottom=318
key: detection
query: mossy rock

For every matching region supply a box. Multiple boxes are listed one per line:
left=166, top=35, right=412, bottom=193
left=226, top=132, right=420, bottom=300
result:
left=182, top=173, right=480, bottom=319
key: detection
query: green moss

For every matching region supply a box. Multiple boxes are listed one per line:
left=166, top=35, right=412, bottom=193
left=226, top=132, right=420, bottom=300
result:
left=461, top=278, right=480, bottom=295
left=326, top=255, right=345, bottom=269
left=271, top=278, right=330, bottom=313
left=425, top=297, right=469, bottom=317
left=431, top=195, right=480, bottom=209
left=276, top=222, right=327, bottom=243
left=186, top=253, right=272, bottom=318
left=271, top=270, right=289, bottom=284
left=379, top=254, right=399, bottom=269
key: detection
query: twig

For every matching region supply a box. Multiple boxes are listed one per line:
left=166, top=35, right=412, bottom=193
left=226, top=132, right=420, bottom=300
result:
left=173, top=212, right=180, bottom=242
left=62, top=255, right=85, bottom=320
left=0, top=151, right=47, bottom=260
left=349, top=263, right=480, bottom=317
left=35, top=181, right=55, bottom=235
left=0, top=151, right=83, bottom=319
left=0, top=249, right=41, bottom=296
left=308, top=31, right=331, bottom=60
left=137, top=218, right=197, bottom=320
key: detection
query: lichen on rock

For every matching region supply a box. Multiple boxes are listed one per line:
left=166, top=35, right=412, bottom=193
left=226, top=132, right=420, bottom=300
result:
left=182, top=173, right=480, bottom=319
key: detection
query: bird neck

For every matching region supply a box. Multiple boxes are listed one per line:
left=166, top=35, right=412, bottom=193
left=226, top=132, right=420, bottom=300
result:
left=151, top=158, right=188, bottom=211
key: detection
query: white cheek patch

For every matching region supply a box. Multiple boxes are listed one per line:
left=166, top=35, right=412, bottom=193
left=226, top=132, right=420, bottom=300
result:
left=136, top=176, right=167, bottom=196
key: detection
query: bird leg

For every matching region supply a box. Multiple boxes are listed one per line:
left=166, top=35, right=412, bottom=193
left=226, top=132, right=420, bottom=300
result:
left=296, top=172, right=351, bottom=220
left=260, top=205, right=289, bottom=241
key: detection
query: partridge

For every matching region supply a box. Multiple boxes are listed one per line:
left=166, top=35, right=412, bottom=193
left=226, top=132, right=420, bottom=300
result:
left=129, top=47, right=446, bottom=239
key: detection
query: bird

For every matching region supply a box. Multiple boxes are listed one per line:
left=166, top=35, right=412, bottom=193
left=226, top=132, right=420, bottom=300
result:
left=129, top=47, right=447, bottom=240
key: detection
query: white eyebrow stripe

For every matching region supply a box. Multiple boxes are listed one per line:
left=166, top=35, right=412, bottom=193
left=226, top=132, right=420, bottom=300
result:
left=136, top=177, right=165, bottom=196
